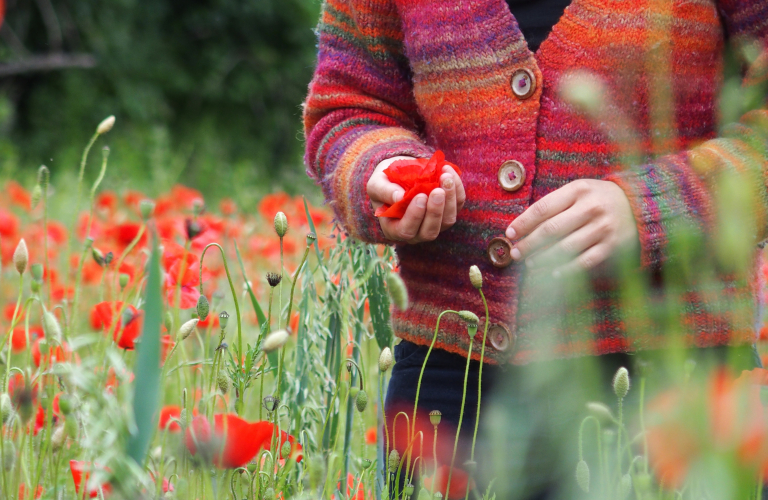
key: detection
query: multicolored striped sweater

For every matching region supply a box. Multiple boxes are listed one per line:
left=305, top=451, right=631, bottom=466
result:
left=303, top=0, right=768, bottom=364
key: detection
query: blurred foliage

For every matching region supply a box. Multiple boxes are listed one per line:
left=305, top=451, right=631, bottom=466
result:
left=0, top=0, right=321, bottom=201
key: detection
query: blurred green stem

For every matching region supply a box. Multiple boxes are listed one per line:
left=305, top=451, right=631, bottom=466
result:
left=444, top=336, right=474, bottom=500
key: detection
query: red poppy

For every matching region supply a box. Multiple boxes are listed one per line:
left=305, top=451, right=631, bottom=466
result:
left=91, top=302, right=143, bottom=350
left=0, top=209, right=18, bottom=237
left=33, top=405, right=46, bottom=435
left=7, top=181, right=31, bottom=211
left=198, top=311, right=219, bottom=329
left=170, top=185, right=204, bottom=211
left=8, top=372, right=38, bottom=406
left=365, top=426, right=377, bottom=445
left=336, top=473, right=366, bottom=500
left=150, top=472, right=175, bottom=493
left=105, top=366, right=134, bottom=393
left=258, top=192, right=291, bottom=221
left=10, top=325, right=43, bottom=352
left=220, top=198, right=237, bottom=216
left=4, top=302, right=21, bottom=322
left=185, top=414, right=302, bottom=468
left=422, top=465, right=475, bottom=500
left=19, top=484, right=44, bottom=499
left=70, top=461, right=112, bottom=498
left=374, top=151, right=461, bottom=219
left=123, top=190, right=147, bottom=210
left=31, top=339, right=71, bottom=367
left=161, top=335, right=175, bottom=363
left=165, top=257, right=201, bottom=309
left=96, top=191, right=118, bottom=214
left=111, top=222, right=146, bottom=249
left=159, top=405, right=182, bottom=433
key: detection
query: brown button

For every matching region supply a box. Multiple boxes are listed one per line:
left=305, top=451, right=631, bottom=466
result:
left=510, top=68, right=536, bottom=99
left=487, top=237, right=514, bottom=267
left=488, top=323, right=515, bottom=352
left=498, top=160, right=526, bottom=192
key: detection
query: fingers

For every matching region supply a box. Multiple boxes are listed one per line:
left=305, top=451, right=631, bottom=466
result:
left=443, top=166, right=466, bottom=210
left=440, top=174, right=457, bottom=231
left=552, top=243, right=611, bottom=278
left=380, top=193, right=428, bottom=241
left=416, top=188, right=446, bottom=241
left=511, top=205, right=592, bottom=262
left=505, top=182, right=579, bottom=240
left=525, top=222, right=603, bottom=269
left=367, top=170, right=405, bottom=207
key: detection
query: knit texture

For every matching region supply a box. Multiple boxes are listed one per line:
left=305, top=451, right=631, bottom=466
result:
left=304, top=0, right=768, bottom=364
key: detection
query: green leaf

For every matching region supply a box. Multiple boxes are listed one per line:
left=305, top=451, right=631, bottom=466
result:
left=234, top=240, right=267, bottom=330
left=126, top=230, right=163, bottom=464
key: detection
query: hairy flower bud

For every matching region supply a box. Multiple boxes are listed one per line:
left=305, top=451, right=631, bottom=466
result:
left=30, top=263, right=44, bottom=282
left=0, top=394, right=12, bottom=424
left=274, top=212, right=288, bottom=237
left=31, top=185, right=42, bottom=210
left=57, top=394, right=73, bottom=416
left=575, top=460, right=590, bottom=493
left=164, top=311, right=174, bottom=333
left=469, top=265, right=483, bottom=289
left=177, top=318, right=199, bottom=342
left=13, top=239, right=28, bottom=275
left=119, top=273, right=130, bottom=289
left=2, top=441, right=15, bottom=471
left=429, top=410, right=442, bottom=426
left=92, top=247, right=105, bottom=266
left=612, top=367, right=630, bottom=399
left=51, top=425, right=67, bottom=451
left=216, top=373, right=230, bottom=394
left=386, top=272, right=408, bottom=311
left=43, top=310, right=62, bottom=339
left=262, top=329, right=289, bottom=352
left=585, top=402, right=614, bottom=423
left=264, top=487, right=275, bottom=500
left=96, top=115, right=116, bottom=135
left=31, top=280, right=41, bottom=295
left=64, top=415, right=79, bottom=440
left=280, top=440, right=292, bottom=460
left=266, top=272, right=282, bottom=288
left=619, top=473, right=632, bottom=499
left=139, top=199, right=155, bottom=221
left=179, top=409, right=188, bottom=429
left=457, top=310, right=480, bottom=324
left=218, top=311, right=229, bottom=331
left=379, top=347, right=393, bottom=372
left=388, top=449, right=401, bottom=473
left=196, top=295, right=210, bottom=321
left=355, top=390, right=368, bottom=412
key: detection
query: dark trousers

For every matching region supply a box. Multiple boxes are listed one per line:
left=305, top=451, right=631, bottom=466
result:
left=384, top=340, right=760, bottom=500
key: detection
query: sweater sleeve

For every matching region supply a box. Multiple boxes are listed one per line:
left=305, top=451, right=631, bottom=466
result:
left=606, top=0, right=768, bottom=270
left=303, top=0, right=434, bottom=244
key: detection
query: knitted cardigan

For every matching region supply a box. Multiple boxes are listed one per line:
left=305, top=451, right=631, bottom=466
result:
left=303, top=0, right=768, bottom=364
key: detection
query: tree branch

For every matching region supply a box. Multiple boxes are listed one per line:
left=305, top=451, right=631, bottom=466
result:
left=0, top=53, right=97, bottom=77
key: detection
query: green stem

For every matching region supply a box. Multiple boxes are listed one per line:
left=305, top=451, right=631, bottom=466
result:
left=444, top=337, right=474, bottom=500
left=278, top=237, right=284, bottom=329
left=464, top=291, right=490, bottom=500
left=67, top=131, right=100, bottom=284
left=275, top=244, right=310, bottom=397
left=3, top=274, right=24, bottom=393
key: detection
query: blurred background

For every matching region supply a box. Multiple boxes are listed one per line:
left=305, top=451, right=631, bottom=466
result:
left=0, top=0, right=321, bottom=204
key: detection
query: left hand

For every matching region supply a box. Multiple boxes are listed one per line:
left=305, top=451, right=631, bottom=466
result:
left=504, top=179, right=639, bottom=276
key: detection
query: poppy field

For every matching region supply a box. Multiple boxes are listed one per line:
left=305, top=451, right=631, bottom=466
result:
left=1, top=114, right=768, bottom=500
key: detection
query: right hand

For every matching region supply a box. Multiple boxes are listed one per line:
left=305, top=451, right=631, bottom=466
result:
left=367, top=156, right=466, bottom=243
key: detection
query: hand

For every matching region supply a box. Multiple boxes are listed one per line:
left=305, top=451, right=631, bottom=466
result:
left=367, top=156, right=465, bottom=243
left=505, top=179, right=638, bottom=276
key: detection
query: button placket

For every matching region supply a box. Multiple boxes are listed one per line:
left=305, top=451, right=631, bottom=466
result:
left=498, top=160, right=526, bottom=192
left=510, top=68, right=536, bottom=99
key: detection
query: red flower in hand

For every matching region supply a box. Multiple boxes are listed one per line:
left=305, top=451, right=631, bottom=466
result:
left=374, top=151, right=461, bottom=219
left=185, top=414, right=302, bottom=468
left=92, top=301, right=143, bottom=349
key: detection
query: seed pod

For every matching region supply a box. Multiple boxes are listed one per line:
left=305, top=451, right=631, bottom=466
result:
left=469, top=265, right=483, bottom=289
left=361, top=459, right=372, bottom=469
left=119, top=273, right=130, bottom=289
left=280, top=440, right=292, bottom=460
left=139, top=199, right=155, bottom=220
left=466, top=323, right=478, bottom=338
left=57, top=394, right=73, bottom=416
left=246, top=462, right=258, bottom=473
left=218, top=311, right=230, bottom=331
left=264, top=487, right=275, bottom=500
left=2, top=441, right=15, bottom=471
left=612, top=367, right=630, bottom=399
left=216, top=372, right=229, bottom=394
left=585, top=402, right=614, bottom=424
left=262, top=329, right=289, bottom=353
left=31, top=280, right=40, bottom=295
left=263, top=396, right=279, bottom=413
left=13, top=239, right=28, bottom=275
left=92, top=247, right=105, bottom=266
left=274, top=212, right=288, bottom=237
left=619, top=473, right=632, bottom=499
left=429, top=410, right=442, bottom=426
left=177, top=318, right=199, bottom=342
left=43, top=310, right=62, bottom=338
left=575, top=460, right=590, bottom=493
left=185, top=219, right=203, bottom=240
left=266, top=272, right=282, bottom=288
left=387, top=449, right=400, bottom=473
left=96, top=115, right=116, bottom=134
left=31, top=185, right=43, bottom=210
left=379, top=347, right=393, bottom=372
left=51, top=425, right=67, bottom=450
left=386, top=272, right=408, bottom=311
left=306, top=232, right=317, bottom=246
left=404, top=484, right=415, bottom=497
left=196, top=295, right=210, bottom=321
left=355, top=390, right=368, bottom=412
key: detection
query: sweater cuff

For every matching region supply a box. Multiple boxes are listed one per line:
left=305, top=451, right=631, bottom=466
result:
left=331, top=127, right=434, bottom=244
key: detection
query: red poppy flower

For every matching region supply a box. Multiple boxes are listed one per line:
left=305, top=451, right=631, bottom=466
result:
left=70, top=461, right=112, bottom=498
left=31, top=339, right=71, bottom=367
left=8, top=372, right=38, bottom=406
left=159, top=405, right=182, bottom=433
left=4, top=302, right=22, bottom=322
left=198, top=311, right=219, bottom=329
left=105, top=366, right=134, bottom=393
left=185, top=414, right=302, bottom=468
left=33, top=405, right=46, bottom=435
left=170, top=185, right=204, bottom=211
left=111, top=222, right=147, bottom=249
left=374, top=151, right=461, bottom=219
left=165, top=257, right=202, bottom=309
left=422, top=465, right=475, bottom=500
left=123, top=190, right=147, bottom=210
left=150, top=472, right=175, bottom=493
left=10, top=325, right=43, bottom=352
left=19, top=484, right=44, bottom=499
left=335, top=473, right=366, bottom=500
left=91, top=302, right=143, bottom=349
left=96, top=191, right=118, bottom=214
left=365, top=426, right=377, bottom=445
left=220, top=198, right=237, bottom=216
left=7, top=181, right=31, bottom=211
left=161, top=335, right=175, bottom=363
left=0, top=209, right=18, bottom=237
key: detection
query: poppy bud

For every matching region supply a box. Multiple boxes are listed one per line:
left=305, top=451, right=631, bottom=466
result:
left=379, top=347, right=393, bottom=372
left=58, top=394, right=73, bottom=416
left=96, top=115, right=116, bottom=135
left=386, top=273, right=408, bottom=311
left=139, top=199, right=155, bottom=220
left=612, top=367, right=630, bottom=399
left=52, top=425, right=66, bottom=450
left=2, top=441, right=15, bottom=471
left=264, top=487, right=275, bottom=500
left=585, top=402, right=614, bottom=424
left=306, top=232, right=317, bottom=246
left=274, top=212, right=288, bottom=237
left=164, top=311, right=174, bottom=333
left=280, top=440, right=292, bottom=460
left=429, top=410, right=442, bottom=426
left=458, top=310, right=480, bottom=324
left=355, top=390, right=368, bottom=412
left=185, top=219, right=203, bottom=240
left=262, top=329, right=289, bottom=352
left=43, top=310, right=62, bottom=339
left=119, top=273, right=130, bottom=289
left=92, top=247, right=105, bottom=266
left=619, top=473, right=632, bottom=499
left=37, top=340, right=50, bottom=355
left=361, top=458, right=372, bottom=469
left=266, top=272, right=282, bottom=288
left=179, top=409, right=188, bottom=429
left=469, top=265, right=483, bottom=289
left=634, top=473, right=651, bottom=492
left=13, top=239, right=28, bottom=275
left=575, top=460, right=590, bottom=493
left=31, top=280, right=40, bottom=295
left=177, top=318, right=199, bottom=342
left=218, top=311, right=230, bottom=331
left=103, top=251, right=114, bottom=266
left=37, top=165, right=49, bottom=190
left=263, top=396, right=279, bottom=413
left=31, top=184, right=43, bottom=210
left=196, top=295, right=210, bottom=321
left=216, top=373, right=229, bottom=394
left=388, top=449, right=400, bottom=473
left=346, top=361, right=353, bottom=373
left=64, top=415, right=79, bottom=439
left=0, top=394, right=12, bottom=424
left=404, top=484, right=415, bottom=497
left=30, top=263, right=44, bottom=282
left=246, top=462, right=258, bottom=473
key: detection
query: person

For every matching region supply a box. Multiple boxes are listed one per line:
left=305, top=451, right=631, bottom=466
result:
left=303, top=0, right=768, bottom=497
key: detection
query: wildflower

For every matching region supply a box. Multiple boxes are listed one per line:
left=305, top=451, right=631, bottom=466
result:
left=335, top=473, right=366, bottom=500
left=159, top=405, right=182, bottom=433
left=469, top=265, right=482, bottom=289
left=184, top=414, right=302, bottom=468
left=7, top=181, right=32, bottom=211
left=92, top=302, right=143, bottom=349
left=18, top=484, right=44, bottom=499
left=31, top=339, right=71, bottom=367
left=185, top=219, right=204, bottom=240
left=262, top=329, right=289, bottom=352
left=421, top=465, right=475, bottom=500
left=365, top=426, right=377, bottom=445
left=70, top=460, right=112, bottom=498
left=374, top=151, right=461, bottom=219
left=10, top=325, right=43, bottom=352
left=379, top=347, right=393, bottom=372
left=165, top=257, right=202, bottom=309
left=96, top=115, right=116, bottom=134
left=13, top=238, right=28, bottom=274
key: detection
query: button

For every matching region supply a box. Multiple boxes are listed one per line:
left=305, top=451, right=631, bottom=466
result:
left=488, top=323, right=515, bottom=352
left=498, top=160, right=526, bottom=192
left=510, top=68, right=536, bottom=99
left=487, top=237, right=514, bottom=267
